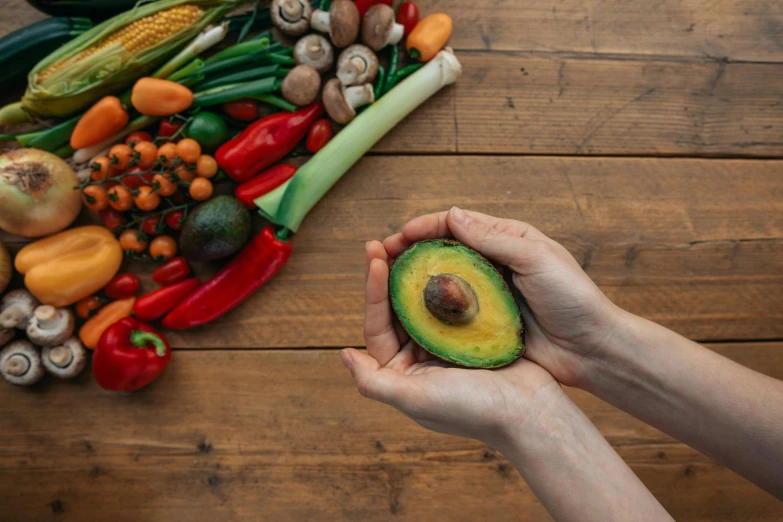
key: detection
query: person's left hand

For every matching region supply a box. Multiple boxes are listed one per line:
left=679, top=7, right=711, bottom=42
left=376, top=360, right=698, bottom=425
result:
left=340, top=240, right=564, bottom=447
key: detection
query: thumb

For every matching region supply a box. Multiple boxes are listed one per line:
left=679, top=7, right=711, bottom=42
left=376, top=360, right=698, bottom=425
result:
left=340, top=348, right=408, bottom=408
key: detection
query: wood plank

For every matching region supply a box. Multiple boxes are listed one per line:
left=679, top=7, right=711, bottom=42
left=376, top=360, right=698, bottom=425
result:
left=0, top=344, right=780, bottom=521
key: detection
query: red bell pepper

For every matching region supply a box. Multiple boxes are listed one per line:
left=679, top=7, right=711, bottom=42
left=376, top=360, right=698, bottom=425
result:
left=235, top=164, right=297, bottom=208
left=215, top=103, right=323, bottom=183
left=133, top=277, right=200, bottom=322
left=354, top=0, right=392, bottom=18
left=93, top=317, right=171, bottom=392
left=163, top=227, right=293, bottom=329
left=153, top=257, right=191, bottom=286
left=104, top=273, right=140, bottom=299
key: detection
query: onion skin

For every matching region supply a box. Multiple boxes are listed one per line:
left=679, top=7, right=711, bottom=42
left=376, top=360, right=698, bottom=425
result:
left=0, top=148, right=82, bottom=238
left=0, top=241, right=10, bottom=294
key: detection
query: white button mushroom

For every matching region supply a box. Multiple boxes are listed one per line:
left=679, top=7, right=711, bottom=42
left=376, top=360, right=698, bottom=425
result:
left=0, top=328, right=13, bottom=348
left=282, top=65, right=322, bottom=107
left=26, top=305, right=75, bottom=347
left=271, top=0, right=313, bottom=36
left=1, top=340, right=44, bottom=386
left=42, top=337, right=87, bottom=379
left=0, top=289, right=40, bottom=330
left=361, top=4, right=404, bottom=51
left=336, top=44, right=379, bottom=86
left=310, top=0, right=360, bottom=48
left=322, top=78, right=375, bottom=124
left=294, top=34, right=335, bottom=74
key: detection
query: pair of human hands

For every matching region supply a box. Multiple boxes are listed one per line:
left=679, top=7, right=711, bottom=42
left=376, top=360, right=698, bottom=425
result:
left=340, top=207, right=622, bottom=446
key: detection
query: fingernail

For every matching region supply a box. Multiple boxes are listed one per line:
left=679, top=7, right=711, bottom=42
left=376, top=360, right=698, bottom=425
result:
left=365, top=241, right=371, bottom=253
left=340, top=349, right=354, bottom=371
left=450, top=206, right=468, bottom=224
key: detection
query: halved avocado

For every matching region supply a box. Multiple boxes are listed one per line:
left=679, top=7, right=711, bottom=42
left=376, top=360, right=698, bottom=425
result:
left=389, top=240, right=525, bottom=368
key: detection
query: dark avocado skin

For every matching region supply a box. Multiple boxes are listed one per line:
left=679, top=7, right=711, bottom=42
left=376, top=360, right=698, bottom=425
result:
left=179, top=195, right=252, bottom=262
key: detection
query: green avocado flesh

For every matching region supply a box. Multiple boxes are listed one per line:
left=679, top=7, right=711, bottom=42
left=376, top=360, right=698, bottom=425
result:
left=389, top=240, right=525, bottom=368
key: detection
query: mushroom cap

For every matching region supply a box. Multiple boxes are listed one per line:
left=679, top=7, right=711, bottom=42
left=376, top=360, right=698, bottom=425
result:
left=1, top=340, right=44, bottom=386
left=328, top=0, right=360, bottom=48
left=26, top=305, right=75, bottom=347
left=0, top=289, right=40, bottom=330
left=270, top=0, right=313, bottom=36
left=361, top=4, right=396, bottom=51
left=42, top=337, right=87, bottom=379
left=294, top=34, right=334, bottom=73
left=336, top=44, right=379, bottom=85
left=0, top=328, right=13, bottom=347
left=322, top=78, right=355, bottom=124
left=282, top=65, right=322, bottom=107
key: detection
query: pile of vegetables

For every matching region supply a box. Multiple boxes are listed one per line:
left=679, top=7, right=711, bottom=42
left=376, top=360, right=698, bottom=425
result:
left=0, top=0, right=460, bottom=392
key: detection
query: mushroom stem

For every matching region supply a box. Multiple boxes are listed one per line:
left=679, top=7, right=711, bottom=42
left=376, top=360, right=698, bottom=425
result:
left=47, top=345, right=73, bottom=368
left=310, top=10, right=330, bottom=32
left=388, top=23, right=404, bottom=45
left=33, top=305, right=59, bottom=330
left=344, top=84, right=375, bottom=108
left=4, top=353, right=30, bottom=377
left=338, top=56, right=366, bottom=85
left=0, top=306, right=24, bottom=329
left=281, top=0, right=304, bottom=21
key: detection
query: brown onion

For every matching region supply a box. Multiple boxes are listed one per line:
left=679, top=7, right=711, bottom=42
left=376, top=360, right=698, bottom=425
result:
left=0, top=241, right=10, bottom=294
left=0, top=149, right=82, bottom=238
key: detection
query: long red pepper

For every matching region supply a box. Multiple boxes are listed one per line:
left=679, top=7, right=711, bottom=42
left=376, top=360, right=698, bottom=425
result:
left=235, top=164, right=297, bottom=208
left=215, top=103, right=323, bottom=183
left=133, top=277, right=200, bottom=322
left=163, top=227, right=293, bottom=329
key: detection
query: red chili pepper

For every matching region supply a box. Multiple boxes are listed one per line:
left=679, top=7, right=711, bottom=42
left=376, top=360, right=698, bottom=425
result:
left=125, top=131, right=153, bottom=147
left=104, top=273, right=140, bottom=299
left=397, top=2, right=419, bottom=35
left=215, top=103, right=323, bottom=183
left=93, top=317, right=171, bottom=392
left=153, top=257, right=191, bottom=286
left=158, top=119, right=183, bottom=138
left=163, top=227, right=293, bottom=329
left=354, top=0, right=392, bottom=18
left=164, top=210, right=185, bottom=231
left=141, top=215, right=161, bottom=236
left=306, top=118, right=333, bottom=153
left=99, top=208, right=124, bottom=232
left=234, top=164, right=297, bottom=209
left=133, top=277, right=200, bottom=322
left=223, top=99, right=259, bottom=121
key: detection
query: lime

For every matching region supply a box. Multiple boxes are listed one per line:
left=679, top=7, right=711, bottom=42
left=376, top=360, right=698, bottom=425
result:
left=185, top=111, right=230, bottom=153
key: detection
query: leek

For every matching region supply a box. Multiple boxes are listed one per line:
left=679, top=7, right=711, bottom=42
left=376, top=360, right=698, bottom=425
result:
left=255, top=49, right=462, bottom=232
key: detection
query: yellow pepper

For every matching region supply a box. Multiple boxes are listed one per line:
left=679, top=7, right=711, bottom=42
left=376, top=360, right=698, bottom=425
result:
left=15, top=226, right=123, bottom=307
left=406, top=13, right=453, bottom=62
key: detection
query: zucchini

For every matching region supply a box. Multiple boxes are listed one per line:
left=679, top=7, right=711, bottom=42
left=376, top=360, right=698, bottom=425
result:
left=24, top=0, right=138, bottom=20
left=0, top=17, right=92, bottom=90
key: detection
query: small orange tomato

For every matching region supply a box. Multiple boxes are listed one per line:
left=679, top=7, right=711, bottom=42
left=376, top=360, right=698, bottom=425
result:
left=196, top=155, right=218, bottom=178
left=189, top=177, right=213, bottom=201
left=134, top=185, right=161, bottom=211
left=173, top=164, right=195, bottom=183
left=133, top=140, right=158, bottom=169
left=90, top=156, right=111, bottom=181
left=119, top=229, right=148, bottom=254
left=175, top=138, right=201, bottom=163
left=109, top=143, right=134, bottom=172
left=107, top=185, right=133, bottom=211
left=149, top=235, right=177, bottom=261
left=152, top=174, right=177, bottom=196
left=82, top=185, right=109, bottom=211
left=75, top=295, right=102, bottom=319
left=157, top=142, right=178, bottom=166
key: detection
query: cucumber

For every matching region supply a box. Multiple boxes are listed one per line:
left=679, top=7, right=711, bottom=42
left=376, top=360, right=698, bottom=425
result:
left=0, top=17, right=92, bottom=90
left=24, top=0, right=138, bottom=20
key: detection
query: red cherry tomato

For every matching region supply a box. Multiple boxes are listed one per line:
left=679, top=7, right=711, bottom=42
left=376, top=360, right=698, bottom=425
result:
left=152, top=257, right=191, bottom=286
left=223, top=99, right=259, bottom=121
left=165, top=210, right=185, bottom=231
left=141, top=216, right=162, bottom=236
left=99, top=208, right=124, bottom=232
left=306, top=119, right=333, bottom=153
left=104, top=273, right=140, bottom=299
left=125, top=131, right=153, bottom=147
left=397, top=2, right=420, bottom=35
left=158, top=119, right=183, bottom=138
left=122, top=166, right=155, bottom=189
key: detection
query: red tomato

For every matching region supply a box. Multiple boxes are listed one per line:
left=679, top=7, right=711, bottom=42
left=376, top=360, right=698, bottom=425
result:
left=104, top=273, right=140, bottom=299
left=165, top=210, right=185, bottom=231
left=397, top=2, right=420, bottom=35
left=99, top=208, right=124, bottom=232
left=306, top=119, right=333, bottom=153
left=125, top=131, right=153, bottom=147
left=152, top=257, right=191, bottom=286
left=158, top=119, right=183, bottom=138
left=223, top=99, right=258, bottom=121
left=141, top=216, right=162, bottom=236
left=123, top=166, right=155, bottom=189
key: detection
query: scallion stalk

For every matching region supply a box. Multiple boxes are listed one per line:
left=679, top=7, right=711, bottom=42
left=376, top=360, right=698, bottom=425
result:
left=205, top=36, right=271, bottom=64
left=194, top=65, right=281, bottom=91
left=153, top=23, right=229, bottom=79
left=254, top=94, right=298, bottom=112
left=255, top=50, right=462, bottom=232
left=193, top=77, right=281, bottom=107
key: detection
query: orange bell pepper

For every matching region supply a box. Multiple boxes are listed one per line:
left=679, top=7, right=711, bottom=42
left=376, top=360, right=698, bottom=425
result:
left=79, top=297, right=136, bottom=350
left=131, top=78, right=194, bottom=116
left=15, top=226, right=123, bottom=307
left=70, top=96, right=129, bottom=149
left=406, top=13, right=453, bottom=62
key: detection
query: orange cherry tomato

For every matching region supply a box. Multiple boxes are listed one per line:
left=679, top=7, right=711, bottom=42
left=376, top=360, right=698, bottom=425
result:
left=75, top=295, right=102, bottom=319
left=82, top=185, right=109, bottom=211
left=109, top=143, right=134, bottom=172
left=107, top=185, right=133, bottom=211
left=133, top=140, right=158, bottom=169
left=119, top=229, right=148, bottom=254
left=196, top=155, right=218, bottom=178
left=90, top=156, right=111, bottom=181
left=149, top=235, right=177, bottom=261
left=134, top=185, right=161, bottom=211
left=157, top=142, right=178, bottom=166
left=152, top=174, right=177, bottom=196
left=189, top=177, right=213, bottom=201
left=173, top=164, right=195, bottom=183
left=175, top=138, right=201, bottom=163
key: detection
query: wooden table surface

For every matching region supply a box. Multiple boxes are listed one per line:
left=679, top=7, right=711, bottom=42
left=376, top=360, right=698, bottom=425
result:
left=1, top=1, right=782, bottom=520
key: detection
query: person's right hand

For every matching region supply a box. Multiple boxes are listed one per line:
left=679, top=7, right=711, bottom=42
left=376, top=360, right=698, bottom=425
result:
left=382, top=207, right=622, bottom=388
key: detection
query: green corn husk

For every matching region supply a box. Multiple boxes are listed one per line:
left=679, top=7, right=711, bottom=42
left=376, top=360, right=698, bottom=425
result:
left=19, top=0, right=244, bottom=119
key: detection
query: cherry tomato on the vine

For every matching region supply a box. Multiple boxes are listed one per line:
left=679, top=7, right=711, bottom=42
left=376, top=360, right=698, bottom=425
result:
left=75, top=296, right=101, bottom=319
left=119, top=229, right=148, bottom=254
left=135, top=186, right=161, bottom=211
left=125, top=131, right=153, bottom=147
left=141, top=216, right=162, bottom=236
left=397, top=2, right=420, bottom=35
left=158, top=119, right=183, bottom=138
left=99, top=208, right=124, bottom=232
left=306, top=119, right=333, bottom=153
left=82, top=185, right=108, bottom=211
left=107, top=185, right=133, bottom=211
left=165, top=210, right=185, bottom=230
left=223, top=99, right=258, bottom=121
left=91, top=156, right=111, bottom=181
left=149, top=235, right=177, bottom=261
left=104, top=273, right=140, bottom=299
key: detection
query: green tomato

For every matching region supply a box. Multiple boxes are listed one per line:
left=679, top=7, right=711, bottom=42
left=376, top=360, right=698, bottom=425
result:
left=185, top=112, right=230, bottom=153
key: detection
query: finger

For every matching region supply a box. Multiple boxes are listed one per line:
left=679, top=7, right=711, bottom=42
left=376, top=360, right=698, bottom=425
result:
left=452, top=207, right=549, bottom=242
left=365, top=240, right=387, bottom=280
left=401, top=211, right=451, bottom=243
left=341, top=348, right=409, bottom=408
left=364, top=258, right=400, bottom=366
left=382, top=233, right=409, bottom=259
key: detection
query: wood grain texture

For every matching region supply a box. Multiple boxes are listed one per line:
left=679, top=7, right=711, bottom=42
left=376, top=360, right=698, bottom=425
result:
left=0, top=344, right=780, bottom=522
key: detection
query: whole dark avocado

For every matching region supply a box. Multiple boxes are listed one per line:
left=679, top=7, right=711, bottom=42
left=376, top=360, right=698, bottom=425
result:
left=179, top=195, right=251, bottom=262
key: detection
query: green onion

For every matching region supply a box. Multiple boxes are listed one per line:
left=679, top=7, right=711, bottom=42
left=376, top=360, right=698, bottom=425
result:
left=193, top=77, right=281, bottom=107
left=194, top=65, right=282, bottom=91
left=206, top=36, right=271, bottom=64
left=153, top=23, right=229, bottom=79
left=255, top=50, right=462, bottom=232
left=254, top=94, right=297, bottom=112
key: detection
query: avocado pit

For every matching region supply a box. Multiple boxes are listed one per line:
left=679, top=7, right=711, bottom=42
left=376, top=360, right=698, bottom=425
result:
left=424, top=274, right=479, bottom=325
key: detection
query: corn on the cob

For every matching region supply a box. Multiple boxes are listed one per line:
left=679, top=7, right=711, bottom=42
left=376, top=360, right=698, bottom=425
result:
left=21, top=0, right=243, bottom=118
